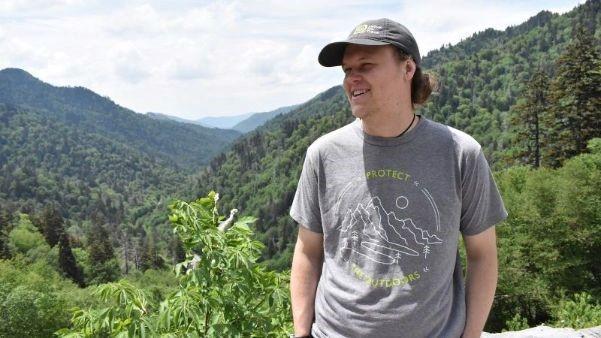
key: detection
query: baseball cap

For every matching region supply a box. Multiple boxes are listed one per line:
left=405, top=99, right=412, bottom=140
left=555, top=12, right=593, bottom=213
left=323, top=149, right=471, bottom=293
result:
left=318, top=18, right=421, bottom=67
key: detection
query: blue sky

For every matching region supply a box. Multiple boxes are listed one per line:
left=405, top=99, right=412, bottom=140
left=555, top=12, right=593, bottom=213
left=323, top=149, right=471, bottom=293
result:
left=0, top=0, right=585, bottom=119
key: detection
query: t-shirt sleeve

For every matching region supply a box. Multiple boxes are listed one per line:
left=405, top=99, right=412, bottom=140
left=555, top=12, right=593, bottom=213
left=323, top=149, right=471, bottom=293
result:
left=459, top=148, right=508, bottom=236
left=289, top=145, right=323, bottom=233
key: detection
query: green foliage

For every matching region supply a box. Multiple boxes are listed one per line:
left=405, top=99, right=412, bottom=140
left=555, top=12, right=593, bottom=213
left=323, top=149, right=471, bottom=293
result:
left=58, top=232, right=86, bottom=287
left=0, top=65, right=241, bottom=271
left=87, top=223, right=121, bottom=285
left=508, top=68, right=549, bottom=167
left=190, top=87, right=354, bottom=268
left=588, top=138, right=601, bottom=154
left=0, top=208, right=13, bottom=259
left=123, top=269, right=179, bottom=305
left=0, top=257, right=94, bottom=338
left=0, top=285, right=70, bottom=338
left=504, top=313, right=530, bottom=332
left=543, top=24, right=601, bottom=167
left=552, top=292, right=601, bottom=329
left=60, top=192, right=292, bottom=337
left=39, top=204, right=65, bottom=247
left=489, top=140, right=601, bottom=331
left=8, top=213, right=49, bottom=258
left=0, top=68, right=240, bottom=172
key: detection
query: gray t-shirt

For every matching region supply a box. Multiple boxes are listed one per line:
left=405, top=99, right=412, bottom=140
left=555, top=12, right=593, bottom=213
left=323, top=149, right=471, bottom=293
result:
left=290, top=116, right=507, bottom=338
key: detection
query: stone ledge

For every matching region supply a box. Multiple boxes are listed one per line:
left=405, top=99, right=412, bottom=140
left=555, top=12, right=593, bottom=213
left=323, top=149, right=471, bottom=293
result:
left=483, top=325, right=601, bottom=338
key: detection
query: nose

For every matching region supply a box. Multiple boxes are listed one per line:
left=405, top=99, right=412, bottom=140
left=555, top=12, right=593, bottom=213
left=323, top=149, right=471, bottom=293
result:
left=344, top=69, right=362, bottom=83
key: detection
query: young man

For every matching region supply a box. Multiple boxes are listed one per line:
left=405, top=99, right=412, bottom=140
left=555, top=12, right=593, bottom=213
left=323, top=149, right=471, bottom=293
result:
left=289, top=18, right=507, bottom=338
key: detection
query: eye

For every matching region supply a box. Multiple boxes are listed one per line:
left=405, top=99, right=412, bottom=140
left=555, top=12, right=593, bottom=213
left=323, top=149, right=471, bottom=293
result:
left=361, top=63, right=374, bottom=70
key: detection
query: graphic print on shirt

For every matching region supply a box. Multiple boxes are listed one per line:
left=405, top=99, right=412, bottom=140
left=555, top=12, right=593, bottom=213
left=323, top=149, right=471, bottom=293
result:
left=334, top=168, right=443, bottom=288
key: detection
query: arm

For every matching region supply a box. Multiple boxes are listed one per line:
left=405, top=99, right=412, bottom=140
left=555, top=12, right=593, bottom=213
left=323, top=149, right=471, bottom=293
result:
left=290, top=226, right=324, bottom=336
left=462, top=226, right=498, bottom=338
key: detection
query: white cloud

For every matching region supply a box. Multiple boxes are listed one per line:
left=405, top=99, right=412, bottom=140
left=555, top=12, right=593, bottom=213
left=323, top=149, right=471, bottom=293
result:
left=111, top=47, right=151, bottom=84
left=0, top=0, right=586, bottom=119
left=105, top=4, right=166, bottom=37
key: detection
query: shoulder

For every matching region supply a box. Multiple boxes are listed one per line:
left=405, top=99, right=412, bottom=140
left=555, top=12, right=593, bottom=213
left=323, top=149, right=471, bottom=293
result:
left=424, top=119, right=481, bottom=157
left=305, top=120, right=358, bottom=159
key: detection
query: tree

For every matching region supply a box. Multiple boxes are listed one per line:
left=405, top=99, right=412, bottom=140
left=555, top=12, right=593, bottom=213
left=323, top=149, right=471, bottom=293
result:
left=0, top=208, right=13, bottom=259
left=39, top=204, right=64, bottom=247
left=139, top=230, right=165, bottom=272
left=544, top=24, right=601, bottom=167
left=510, top=68, right=550, bottom=167
left=87, top=223, right=120, bottom=284
left=58, top=232, right=85, bottom=287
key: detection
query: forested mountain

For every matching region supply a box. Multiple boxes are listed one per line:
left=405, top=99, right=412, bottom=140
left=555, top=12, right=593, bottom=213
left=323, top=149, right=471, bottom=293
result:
left=191, top=86, right=356, bottom=268
left=188, top=0, right=600, bottom=270
left=0, top=102, right=185, bottom=220
left=0, top=68, right=241, bottom=172
left=419, top=0, right=600, bottom=166
left=0, top=69, right=241, bottom=279
left=232, top=104, right=301, bottom=133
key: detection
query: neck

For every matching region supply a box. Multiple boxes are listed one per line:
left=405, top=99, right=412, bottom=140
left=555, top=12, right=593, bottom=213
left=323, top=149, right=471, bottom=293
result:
left=360, top=109, right=418, bottom=137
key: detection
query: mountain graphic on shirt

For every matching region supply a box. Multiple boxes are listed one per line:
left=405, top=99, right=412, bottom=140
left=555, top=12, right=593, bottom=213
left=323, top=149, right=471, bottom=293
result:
left=340, top=196, right=442, bottom=264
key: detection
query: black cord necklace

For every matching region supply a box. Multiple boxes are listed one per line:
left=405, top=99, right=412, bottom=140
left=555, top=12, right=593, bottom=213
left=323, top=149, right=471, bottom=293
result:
left=396, top=113, right=416, bottom=138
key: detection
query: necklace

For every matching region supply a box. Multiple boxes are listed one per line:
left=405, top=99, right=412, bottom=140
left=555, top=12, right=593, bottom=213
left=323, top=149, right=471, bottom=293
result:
left=396, top=113, right=417, bottom=138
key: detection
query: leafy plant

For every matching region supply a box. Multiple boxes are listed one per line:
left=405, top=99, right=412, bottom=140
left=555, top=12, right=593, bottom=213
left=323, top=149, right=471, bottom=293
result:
left=552, top=292, right=601, bottom=329
left=504, top=313, right=529, bottom=331
left=58, top=191, right=292, bottom=337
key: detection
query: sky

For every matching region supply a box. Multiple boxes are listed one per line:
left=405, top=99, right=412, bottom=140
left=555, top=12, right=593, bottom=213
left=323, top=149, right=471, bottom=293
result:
left=0, top=0, right=585, bottom=120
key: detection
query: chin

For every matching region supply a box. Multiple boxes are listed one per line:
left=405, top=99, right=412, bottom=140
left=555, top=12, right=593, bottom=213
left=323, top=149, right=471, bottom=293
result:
left=351, top=107, right=369, bottom=119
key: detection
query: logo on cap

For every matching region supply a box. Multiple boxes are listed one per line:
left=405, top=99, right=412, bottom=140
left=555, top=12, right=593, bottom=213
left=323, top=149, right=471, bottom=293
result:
left=351, top=24, right=383, bottom=36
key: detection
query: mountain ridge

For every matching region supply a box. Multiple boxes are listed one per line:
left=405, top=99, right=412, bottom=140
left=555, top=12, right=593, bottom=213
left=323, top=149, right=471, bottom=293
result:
left=0, top=68, right=241, bottom=172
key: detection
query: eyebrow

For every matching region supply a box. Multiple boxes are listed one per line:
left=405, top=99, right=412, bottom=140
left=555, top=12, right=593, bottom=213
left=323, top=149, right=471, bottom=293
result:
left=342, top=56, right=371, bottom=68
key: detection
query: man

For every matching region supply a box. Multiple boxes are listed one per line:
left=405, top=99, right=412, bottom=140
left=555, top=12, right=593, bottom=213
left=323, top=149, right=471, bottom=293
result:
left=289, top=18, right=507, bottom=338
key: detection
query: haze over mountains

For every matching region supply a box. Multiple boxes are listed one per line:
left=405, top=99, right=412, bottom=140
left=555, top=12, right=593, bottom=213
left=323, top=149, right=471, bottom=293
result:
left=147, top=104, right=301, bottom=133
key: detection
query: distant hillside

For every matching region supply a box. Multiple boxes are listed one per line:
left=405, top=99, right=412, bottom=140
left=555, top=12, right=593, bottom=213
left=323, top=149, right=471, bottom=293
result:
left=0, top=68, right=241, bottom=172
left=199, top=113, right=253, bottom=129
left=0, top=103, right=189, bottom=232
left=232, top=104, right=301, bottom=133
left=0, top=68, right=241, bottom=248
left=187, top=0, right=600, bottom=272
left=145, top=112, right=209, bottom=127
left=190, top=86, right=351, bottom=268
left=418, top=0, right=599, bottom=166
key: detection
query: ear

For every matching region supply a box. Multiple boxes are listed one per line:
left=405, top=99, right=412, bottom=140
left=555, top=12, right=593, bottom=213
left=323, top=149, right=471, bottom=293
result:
left=403, top=59, right=416, bottom=81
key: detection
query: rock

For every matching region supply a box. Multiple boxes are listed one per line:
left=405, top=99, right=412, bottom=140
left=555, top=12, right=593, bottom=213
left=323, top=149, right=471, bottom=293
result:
left=482, top=325, right=601, bottom=338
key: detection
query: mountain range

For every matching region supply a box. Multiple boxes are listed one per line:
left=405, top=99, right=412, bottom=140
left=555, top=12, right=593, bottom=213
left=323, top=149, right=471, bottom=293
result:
left=0, top=68, right=241, bottom=172
left=0, top=0, right=597, bottom=272
left=0, top=68, right=241, bottom=233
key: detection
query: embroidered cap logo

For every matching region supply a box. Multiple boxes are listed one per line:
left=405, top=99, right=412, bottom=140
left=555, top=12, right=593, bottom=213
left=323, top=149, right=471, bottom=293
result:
left=351, top=24, right=383, bottom=36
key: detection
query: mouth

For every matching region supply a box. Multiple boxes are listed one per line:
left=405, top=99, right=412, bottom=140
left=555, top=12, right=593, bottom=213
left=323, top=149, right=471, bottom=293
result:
left=351, top=89, right=370, bottom=98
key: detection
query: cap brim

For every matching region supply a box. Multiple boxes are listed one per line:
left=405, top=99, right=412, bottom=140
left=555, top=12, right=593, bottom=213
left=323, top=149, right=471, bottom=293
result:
left=318, top=39, right=389, bottom=67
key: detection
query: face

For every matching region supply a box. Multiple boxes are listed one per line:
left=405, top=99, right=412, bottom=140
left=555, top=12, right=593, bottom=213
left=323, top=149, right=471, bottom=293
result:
left=341, top=44, right=413, bottom=120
